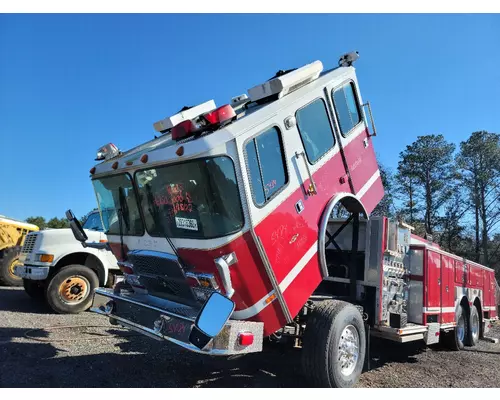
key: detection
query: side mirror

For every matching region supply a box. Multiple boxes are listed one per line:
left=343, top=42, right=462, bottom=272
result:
left=189, top=292, right=235, bottom=350
left=65, top=209, right=88, bottom=243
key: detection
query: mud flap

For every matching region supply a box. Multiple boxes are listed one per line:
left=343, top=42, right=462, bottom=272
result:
left=424, top=322, right=440, bottom=345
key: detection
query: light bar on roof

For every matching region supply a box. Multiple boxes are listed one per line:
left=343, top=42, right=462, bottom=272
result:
left=96, top=143, right=120, bottom=161
left=153, top=100, right=216, bottom=133
left=247, top=60, right=323, bottom=103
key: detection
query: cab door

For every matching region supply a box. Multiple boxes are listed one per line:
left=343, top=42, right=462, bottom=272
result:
left=324, top=76, right=384, bottom=213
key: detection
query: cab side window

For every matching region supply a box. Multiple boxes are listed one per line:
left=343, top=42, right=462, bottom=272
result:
left=332, top=82, right=361, bottom=136
left=295, top=98, right=335, bottom=164
left=245, top=126, right=288, bottom=206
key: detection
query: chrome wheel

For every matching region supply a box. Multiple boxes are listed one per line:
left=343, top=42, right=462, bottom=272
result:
left=457, top=314, right=465, bottom=343
left=471, top=311, right=479, bottom=342
left=338, top=324, right=360, bottom=376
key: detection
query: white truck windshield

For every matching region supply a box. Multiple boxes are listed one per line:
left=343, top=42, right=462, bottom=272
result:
left=135, top=156, right=244, bottom=239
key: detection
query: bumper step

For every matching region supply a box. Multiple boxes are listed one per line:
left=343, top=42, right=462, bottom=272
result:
left=91, top=287, right=264, bottom=355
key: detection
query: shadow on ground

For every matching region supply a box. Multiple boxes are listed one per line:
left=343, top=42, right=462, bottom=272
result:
left=0, top=287, right=53, bottom=314
left=0, top=323, right=432, bottom=388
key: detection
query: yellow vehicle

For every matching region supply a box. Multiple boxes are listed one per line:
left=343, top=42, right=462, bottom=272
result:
left=0, top=215, right=39, bottom=286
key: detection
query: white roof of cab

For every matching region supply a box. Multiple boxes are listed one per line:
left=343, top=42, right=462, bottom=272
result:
left=91, top=64, right=354, bottom=177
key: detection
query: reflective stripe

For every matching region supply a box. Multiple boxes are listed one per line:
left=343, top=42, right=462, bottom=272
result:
left=357, top=169, right=380, bottom=198
left=423, top=307, right=456, bottom=313
left=232, top=241, right=318, bottom=320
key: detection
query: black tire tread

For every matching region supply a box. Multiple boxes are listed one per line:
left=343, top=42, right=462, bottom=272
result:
left=302, top=299, right=365, bottom=388
left=0, top=246, right=23, bottom=286
left=45, top=264, right=99, bottom=314
left=23, top=279, right=45, bottom=300
left=467, top=304, right=480, bottom=347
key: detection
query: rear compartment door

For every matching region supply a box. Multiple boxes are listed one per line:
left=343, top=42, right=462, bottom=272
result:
left=440, top=255, right=455, bottom=324
left=425, top=250, right=441, bottom=323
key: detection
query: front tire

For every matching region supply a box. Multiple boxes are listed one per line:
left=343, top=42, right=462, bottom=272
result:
left=0, top=246, right=23, bottom=286
left=301, top=300, right=366, bottom=388
left=45, top=264, right=99, bottom=314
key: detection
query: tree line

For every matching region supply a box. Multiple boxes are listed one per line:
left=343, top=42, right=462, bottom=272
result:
left=373, top=130, right=500, bottom=275
left=25, top=209, right=98, bottom=230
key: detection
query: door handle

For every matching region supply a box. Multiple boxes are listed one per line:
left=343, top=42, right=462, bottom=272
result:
left=362, top=101, right=377, bottom=137
left=295, top=151, right=317, bottom=196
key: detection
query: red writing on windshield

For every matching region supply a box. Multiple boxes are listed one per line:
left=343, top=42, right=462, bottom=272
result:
left=153, top=183, right=194, bottom=216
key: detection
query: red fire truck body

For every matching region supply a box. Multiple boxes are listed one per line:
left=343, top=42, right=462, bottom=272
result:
left=408, top=233, right=498, bottom=335
left=69, top=52, right=498, bottom=388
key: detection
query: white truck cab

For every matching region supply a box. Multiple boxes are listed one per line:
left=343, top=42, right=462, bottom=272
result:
left=14, top=210, right=120, bottom=314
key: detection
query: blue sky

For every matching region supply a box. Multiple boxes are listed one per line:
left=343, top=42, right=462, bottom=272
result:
left=1, top=13, right=499, bottom=221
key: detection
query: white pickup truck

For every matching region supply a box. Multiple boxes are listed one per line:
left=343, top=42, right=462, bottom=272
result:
left=14, top=210, right=120, bottom=314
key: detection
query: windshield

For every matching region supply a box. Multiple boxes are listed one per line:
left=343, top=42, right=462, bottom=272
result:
left=92, top=174, right=144, bottom=236
left=82, top=212, right=103, bottom=231
left=135, top=156, right=244, bottom=239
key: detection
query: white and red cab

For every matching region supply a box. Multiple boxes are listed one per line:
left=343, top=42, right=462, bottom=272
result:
left=68, top=51, right=498, bottom=388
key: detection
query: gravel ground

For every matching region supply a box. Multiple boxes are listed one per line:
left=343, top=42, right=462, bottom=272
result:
left=1, top=286, right=499, bottom=388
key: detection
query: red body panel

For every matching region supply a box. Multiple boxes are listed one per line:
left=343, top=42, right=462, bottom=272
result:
left=469, top=265, right=483, bottom=288
left=341, top=129, right=379, bottom=195
left=441, top=254, right=455, bottom=324
left=455, top=260, right=466, bottom=285
left=425, top=250, right=441, bottom=312
left=174, top=128, right=383, bottom=336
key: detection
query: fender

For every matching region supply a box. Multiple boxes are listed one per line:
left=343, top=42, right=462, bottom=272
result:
left=318, top=192, right=369, bottom=278
left=53, top=249, right=112, bottom=286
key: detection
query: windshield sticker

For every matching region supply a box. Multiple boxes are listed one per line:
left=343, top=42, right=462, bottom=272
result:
left=175, top=217, right=198, bottom=231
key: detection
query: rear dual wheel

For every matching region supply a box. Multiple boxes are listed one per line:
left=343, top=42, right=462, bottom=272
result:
left=443, top=303, right=480, bottom=350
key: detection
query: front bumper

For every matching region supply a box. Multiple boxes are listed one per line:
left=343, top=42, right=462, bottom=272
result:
left=14, top=265, right=50, bottom=280
left=91, top=287, right=264, bottom=355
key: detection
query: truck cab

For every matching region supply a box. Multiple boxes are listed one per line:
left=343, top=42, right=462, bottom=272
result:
left=68, top=52, right=389, bottom=387
left=14, top=209, right=120, bottom=314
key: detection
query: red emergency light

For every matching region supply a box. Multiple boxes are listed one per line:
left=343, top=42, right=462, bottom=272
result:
left=202, top=104, right=236, bottom=126
left=171, top=104, right=236, bottom=142
left=171, top=119, right=199, bottom=141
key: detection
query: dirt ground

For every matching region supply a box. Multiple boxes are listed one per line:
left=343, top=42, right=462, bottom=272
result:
left=1, top=286, right=499, bottom=388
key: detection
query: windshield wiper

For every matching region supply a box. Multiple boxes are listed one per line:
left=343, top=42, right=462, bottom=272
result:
left=118, top=186, right=130, bottom=261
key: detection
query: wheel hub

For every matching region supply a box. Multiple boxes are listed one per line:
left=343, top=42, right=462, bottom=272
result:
left=471, top=313, right=479, bottom=339
left=457, top=315, right=465, bottom=342
left=59, top=276, right=89, bottom=303
left=338, top=325, right=360, bottom=376
left=8, top=259, right=20, bottom=279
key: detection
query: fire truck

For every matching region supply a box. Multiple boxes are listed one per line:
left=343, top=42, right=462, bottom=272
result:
left=66, top=51, right=499, bottom=388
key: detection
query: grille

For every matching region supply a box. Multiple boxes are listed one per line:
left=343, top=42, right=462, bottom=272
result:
left=128, top=251, right=197, bottom=303
left=21, top=233, right=38, bottom=254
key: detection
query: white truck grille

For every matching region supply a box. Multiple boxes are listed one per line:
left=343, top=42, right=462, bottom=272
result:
left=21, top=233, right=38, bottom=254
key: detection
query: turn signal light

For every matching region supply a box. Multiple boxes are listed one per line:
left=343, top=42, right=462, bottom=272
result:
left=238, top=332, right=254, bottom=346
left=37, top=254, right=54, bottom=263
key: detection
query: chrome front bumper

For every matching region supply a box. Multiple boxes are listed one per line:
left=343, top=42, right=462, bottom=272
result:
left=14, top=265, right=50, bottom=280
left=91, top=287, right=264, bottom=355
